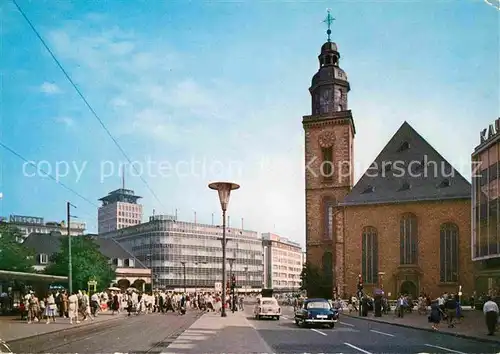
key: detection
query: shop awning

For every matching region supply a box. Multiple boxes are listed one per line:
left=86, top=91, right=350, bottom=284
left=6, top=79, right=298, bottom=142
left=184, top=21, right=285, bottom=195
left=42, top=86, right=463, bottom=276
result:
left=0, top=270, right=68, bottom=282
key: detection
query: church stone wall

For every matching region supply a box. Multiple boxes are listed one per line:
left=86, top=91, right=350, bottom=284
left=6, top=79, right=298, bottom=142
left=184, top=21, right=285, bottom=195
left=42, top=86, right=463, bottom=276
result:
left=304, top=121, right=353, bottom=293
left=343, top=199, right=473, bottom=299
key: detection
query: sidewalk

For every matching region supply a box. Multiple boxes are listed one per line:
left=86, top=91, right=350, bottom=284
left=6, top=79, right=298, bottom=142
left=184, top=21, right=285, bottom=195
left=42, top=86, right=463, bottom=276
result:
left=163, top=311, right=273, bottom=353
left=0, top=311, right=126, bottom=342
left=343, top=310, right=500, bottom=343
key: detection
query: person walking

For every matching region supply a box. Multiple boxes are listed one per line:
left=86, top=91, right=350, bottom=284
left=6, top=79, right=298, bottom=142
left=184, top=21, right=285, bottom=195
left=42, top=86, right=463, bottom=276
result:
left=429, top=300, right=442, bottom=330
left=444, top=294, right=457, bottom=328
left=68, top=291, right=80, bottom=325
left=45, top=292, right=57, bottom=323
left=483, top=297, right=499, bottom=336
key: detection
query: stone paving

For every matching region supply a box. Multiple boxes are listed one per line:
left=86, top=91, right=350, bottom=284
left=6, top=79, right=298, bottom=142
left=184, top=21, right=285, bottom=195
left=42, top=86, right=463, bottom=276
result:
left=0, top=310, right=126, bottom=341
left=162, top=310, right=274, bottom=353
left=343, top=309, right=500, bottom=342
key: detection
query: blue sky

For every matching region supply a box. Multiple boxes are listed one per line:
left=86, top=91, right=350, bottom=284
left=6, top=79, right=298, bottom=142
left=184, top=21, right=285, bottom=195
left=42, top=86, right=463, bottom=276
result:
left=1, top=0, right=498, bottom=245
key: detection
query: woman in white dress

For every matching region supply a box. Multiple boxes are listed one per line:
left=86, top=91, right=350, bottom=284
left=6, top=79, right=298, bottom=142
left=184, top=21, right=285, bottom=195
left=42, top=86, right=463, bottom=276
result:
left=68, top=291, right=80, bottom=324
left=45, top=293, right=57, bottom=323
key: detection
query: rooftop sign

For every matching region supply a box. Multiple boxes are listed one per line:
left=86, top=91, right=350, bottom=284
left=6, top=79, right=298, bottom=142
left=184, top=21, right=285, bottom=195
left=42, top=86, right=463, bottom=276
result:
left=9, top=215, right=44, bottom=225
left=480, top=118, right=500, bottom=144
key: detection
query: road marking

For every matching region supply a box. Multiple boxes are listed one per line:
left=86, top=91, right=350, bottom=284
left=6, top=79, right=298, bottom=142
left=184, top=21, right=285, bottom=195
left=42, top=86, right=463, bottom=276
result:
left=339, top=321, right=355, bottom=327
left=310, top=328, right=327, bottom=336
left=370, top=329, right=394, bottom=337
left=424, top=344, right=466, bottom=354
left=282, top=315, right=289, bottom=319
left=344, top=342, right=372, bottom=354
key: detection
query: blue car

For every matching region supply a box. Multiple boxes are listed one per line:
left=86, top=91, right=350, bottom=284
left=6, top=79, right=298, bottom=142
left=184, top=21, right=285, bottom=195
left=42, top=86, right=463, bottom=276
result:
left=294, top=298, right=338, bottom=328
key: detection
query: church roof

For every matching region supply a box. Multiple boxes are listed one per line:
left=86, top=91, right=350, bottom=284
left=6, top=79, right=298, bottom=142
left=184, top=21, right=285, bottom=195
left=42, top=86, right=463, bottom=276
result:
left=341, top=121, right=471, bottom=206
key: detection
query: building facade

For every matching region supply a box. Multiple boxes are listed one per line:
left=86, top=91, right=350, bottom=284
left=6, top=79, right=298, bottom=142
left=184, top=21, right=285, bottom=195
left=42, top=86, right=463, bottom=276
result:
left=23, top=233, right=151, bottom=291
left=7, top=214, right=86, bottom=241
left=262, top=233, right=303, bottom=292
left=98, top=188, right=143, bottom=233
left=99, top=215, right=263, bottom=291
left=472, top=118, right=500, bottom=295
left=303, top=30, right=474, bottom=299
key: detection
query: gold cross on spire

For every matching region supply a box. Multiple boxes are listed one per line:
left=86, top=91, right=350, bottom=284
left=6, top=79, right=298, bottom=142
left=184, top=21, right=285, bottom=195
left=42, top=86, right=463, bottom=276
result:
left=323, top=9, right=335, bottom=42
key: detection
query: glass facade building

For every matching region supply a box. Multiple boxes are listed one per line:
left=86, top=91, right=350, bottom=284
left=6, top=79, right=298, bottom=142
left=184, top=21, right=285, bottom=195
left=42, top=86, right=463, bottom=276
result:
left=472, top=119, right=500, bottom=296
left=99, top=215, right=263, bottom=290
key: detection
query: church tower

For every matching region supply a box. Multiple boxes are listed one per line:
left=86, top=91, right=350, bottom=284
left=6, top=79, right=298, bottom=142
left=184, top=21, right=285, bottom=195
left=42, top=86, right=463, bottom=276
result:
left=303, top=11, right=355, bottom=297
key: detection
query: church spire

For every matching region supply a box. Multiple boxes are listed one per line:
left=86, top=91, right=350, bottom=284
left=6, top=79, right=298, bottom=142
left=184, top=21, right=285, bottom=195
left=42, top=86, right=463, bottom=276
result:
left=323, top=9, right=335, bottom=42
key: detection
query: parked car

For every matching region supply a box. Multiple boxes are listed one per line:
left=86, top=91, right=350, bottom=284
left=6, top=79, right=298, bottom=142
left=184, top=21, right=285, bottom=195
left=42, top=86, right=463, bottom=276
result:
left=0, top=339, right=12, bottom=353
left=254, top=297, right=281, bottom=320
left=295, top=298, right=338, bottom=328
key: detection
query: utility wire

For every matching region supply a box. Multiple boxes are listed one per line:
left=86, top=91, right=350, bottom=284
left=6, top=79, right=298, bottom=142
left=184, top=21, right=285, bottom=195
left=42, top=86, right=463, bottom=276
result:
left=12, top=0, right=164, bottom=208
left=0, top=141, right=99, bottom=209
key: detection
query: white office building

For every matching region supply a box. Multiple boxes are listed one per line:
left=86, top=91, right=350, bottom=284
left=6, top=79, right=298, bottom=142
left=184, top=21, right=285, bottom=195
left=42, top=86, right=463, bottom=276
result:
left=99, top=214, right=263, bottom=291
left=6, top=214, right=86, bottom=241
left=98, top=188, right=143, bottom=234
left=262, top=233, right=303, bottom=292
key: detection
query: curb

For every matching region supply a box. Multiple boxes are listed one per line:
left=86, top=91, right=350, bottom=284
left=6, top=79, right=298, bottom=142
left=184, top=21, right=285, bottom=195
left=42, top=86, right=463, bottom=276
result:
left=343, top=314, right=500, bottom=344
left=5, top=314, right=125, bottom=344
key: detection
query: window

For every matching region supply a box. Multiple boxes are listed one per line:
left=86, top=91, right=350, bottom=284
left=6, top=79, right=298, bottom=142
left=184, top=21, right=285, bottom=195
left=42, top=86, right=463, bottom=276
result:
left=323, top=199, right=336, bottom=239
left=322, top=251, right=333, bottom=280
left=39, top=253, right=49, bottom=264
left=397, top=141, right=410, bottom=152
left=438, top=179, right=450, bottom=188
left=489, top=163, right=498, bottom=182
left=400, top=213, right=418, bottom=265
left=306, top=301, right=330, bottom=309
left=361, top=227, right=378, bottom=284
left=337, top=105, right=343, bottom=111
left=362, top=185, right=374, bottom=194
left=399, top=181, right=411, bottom=191
left=321, top=146, right=333, bottom=178
left=440, top=223, right=459, bottom=283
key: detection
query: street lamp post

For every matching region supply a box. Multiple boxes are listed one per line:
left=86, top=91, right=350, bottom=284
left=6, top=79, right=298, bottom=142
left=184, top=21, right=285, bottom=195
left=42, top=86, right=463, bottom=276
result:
left=244, top=266, right=249, bottom=291
left=195, top=261, right=208, bottom=290
left=228, top=258, right=235, bottom=312
left=208, top=181, right=240, bottom=317
left=181, top=261, right=186, bottom=293
left=66, top=202, right=77, bottom=294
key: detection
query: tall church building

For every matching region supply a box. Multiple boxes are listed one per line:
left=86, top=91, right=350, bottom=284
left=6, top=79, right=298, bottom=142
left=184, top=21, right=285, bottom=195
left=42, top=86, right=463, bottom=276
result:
left=303, top=27, right=474, bottom=299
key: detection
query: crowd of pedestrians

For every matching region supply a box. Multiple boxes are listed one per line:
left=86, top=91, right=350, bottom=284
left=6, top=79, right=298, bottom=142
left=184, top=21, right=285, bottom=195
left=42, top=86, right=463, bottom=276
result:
left=19, top=287, right=248, bottom=325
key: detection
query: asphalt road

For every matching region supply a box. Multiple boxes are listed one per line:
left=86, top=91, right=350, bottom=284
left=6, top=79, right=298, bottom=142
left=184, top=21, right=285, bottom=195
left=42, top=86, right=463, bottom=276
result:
left=250, top=306, right=500, bottom=354
left=7, top=312, right=201, bottom=353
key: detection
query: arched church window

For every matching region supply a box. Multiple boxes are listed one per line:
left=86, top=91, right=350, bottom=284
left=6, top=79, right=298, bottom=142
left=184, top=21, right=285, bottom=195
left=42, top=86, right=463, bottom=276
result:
left=400, top=213, right=418, bottom=265
left=361, top=227, right=378, bottom=284
left=440, top=223, right=459, bottom=283
left=322, top=251, right=333, bottom=280
left=323, top=199, right=336, bottom=239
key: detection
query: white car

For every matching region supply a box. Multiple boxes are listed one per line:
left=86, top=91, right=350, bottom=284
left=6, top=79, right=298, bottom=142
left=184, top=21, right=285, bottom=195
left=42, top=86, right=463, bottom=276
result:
left=254, top=297, right=281, bottom=320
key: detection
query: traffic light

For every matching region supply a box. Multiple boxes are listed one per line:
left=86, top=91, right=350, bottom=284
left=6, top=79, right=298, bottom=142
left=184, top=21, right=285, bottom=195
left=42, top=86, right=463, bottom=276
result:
left=231, top=274, right=236, bottom=289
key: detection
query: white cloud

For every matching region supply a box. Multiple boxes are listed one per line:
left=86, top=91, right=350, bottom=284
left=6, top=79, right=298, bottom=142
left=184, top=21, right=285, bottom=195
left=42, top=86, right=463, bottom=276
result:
left=39, top=82, right=62, bottom=95
left=55, top=116, right=75, bottom=127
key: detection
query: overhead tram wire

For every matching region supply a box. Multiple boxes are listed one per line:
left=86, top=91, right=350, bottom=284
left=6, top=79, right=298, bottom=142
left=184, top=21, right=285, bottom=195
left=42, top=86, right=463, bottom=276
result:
left=0, top=140, right=99, bottom=209
left=12, top=0, right=164, bottom=208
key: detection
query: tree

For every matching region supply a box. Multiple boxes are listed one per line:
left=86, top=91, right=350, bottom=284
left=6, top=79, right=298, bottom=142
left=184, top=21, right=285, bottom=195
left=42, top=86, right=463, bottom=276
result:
left=300, top=262, right=332, bottom=299
left=45, top=236, right=115, bottom=291
left=0, top=222, right=35, bottom=272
